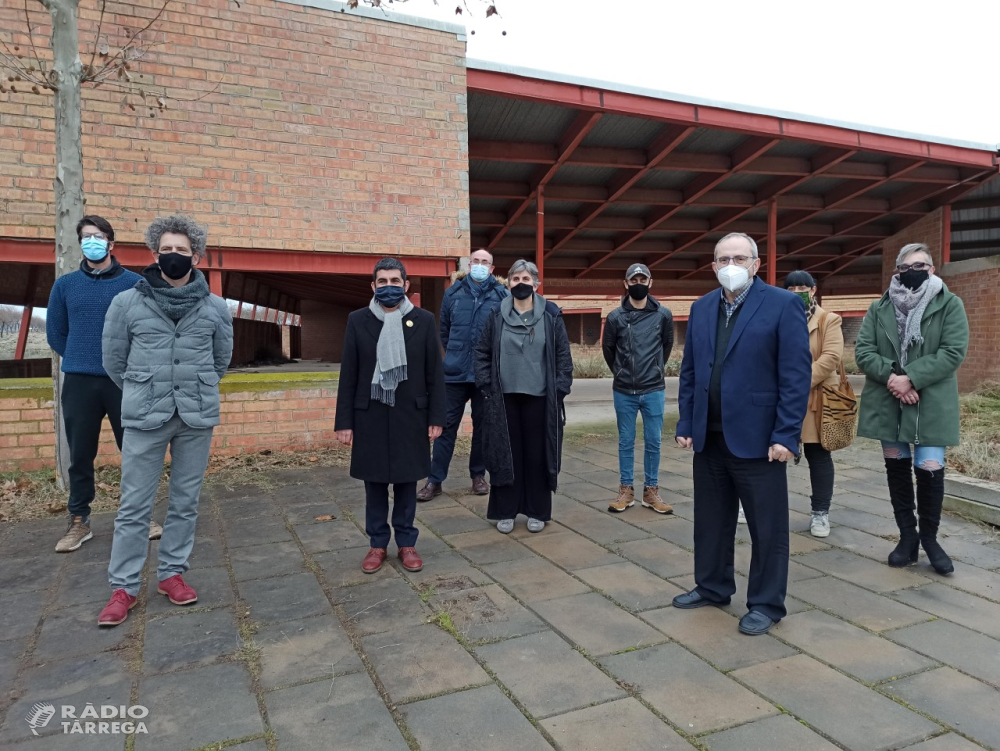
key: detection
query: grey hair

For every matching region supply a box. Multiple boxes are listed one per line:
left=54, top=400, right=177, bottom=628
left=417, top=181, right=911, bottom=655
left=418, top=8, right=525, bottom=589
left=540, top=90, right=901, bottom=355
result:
left=508, top=259, right=540, bottom=286
left=896, top=243, right=933, bottom=268
left=714, top=232, right=759, bottom=259
left=145, top=215, right=208, bottom=257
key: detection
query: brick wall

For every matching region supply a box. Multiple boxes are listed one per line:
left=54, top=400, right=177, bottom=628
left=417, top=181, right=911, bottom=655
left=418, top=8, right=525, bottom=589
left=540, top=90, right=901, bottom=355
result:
left=0, top=0, right=469, bottom=259
left=300, top=300, right=352, bottom=361
left=0, top=379, right=473, bottom=473
left=881, top=208, right=944, bottom=288
left=939, top=256, right=1000, bottom=391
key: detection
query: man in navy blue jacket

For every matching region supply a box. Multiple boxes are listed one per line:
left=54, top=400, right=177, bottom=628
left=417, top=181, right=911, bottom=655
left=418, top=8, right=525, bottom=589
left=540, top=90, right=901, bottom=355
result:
left=418, top=249, right=509, bottom=500
left=673, top=232, right=811, bottom=636
left=46, top=216, right=145, bottom=553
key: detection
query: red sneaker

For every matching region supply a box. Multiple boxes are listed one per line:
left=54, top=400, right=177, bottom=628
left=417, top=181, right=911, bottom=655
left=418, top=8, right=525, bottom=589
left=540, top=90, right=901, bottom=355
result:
left=362, top=548, right=387, bottom=573
left=398, top=547, right=423, bottom=572
left=98, top=589, right=137, bottom=627
left=157, top=574, right=198, bottom=605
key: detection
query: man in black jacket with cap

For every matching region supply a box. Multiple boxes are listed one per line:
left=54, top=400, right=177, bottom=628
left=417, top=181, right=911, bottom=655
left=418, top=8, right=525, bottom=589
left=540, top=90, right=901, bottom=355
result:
left=602, top=263, right=675, bottom=515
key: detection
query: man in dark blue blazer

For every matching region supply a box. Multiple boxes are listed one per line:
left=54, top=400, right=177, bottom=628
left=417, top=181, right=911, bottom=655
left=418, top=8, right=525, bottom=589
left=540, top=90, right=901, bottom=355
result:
left=673, top=232, right=811, bottom=635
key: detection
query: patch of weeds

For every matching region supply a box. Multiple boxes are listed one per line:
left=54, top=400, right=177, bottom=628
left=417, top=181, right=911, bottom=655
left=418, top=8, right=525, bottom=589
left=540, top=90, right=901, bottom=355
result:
left=613, top=646, right=641, bottom=655
left=429, top=610, right=458, bottom=638
left=418, top=585, right=436, bottom=603
left=187, top=733, right=269, bottom=751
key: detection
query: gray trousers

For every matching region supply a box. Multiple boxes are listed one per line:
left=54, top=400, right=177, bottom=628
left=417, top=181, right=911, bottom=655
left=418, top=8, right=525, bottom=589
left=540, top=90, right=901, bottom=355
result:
left=108, top=413, right=214, bottom=595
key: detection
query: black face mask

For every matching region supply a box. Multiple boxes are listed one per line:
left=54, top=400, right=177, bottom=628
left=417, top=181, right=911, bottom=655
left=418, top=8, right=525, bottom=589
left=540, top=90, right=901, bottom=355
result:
left=899, top=269, right=929, bottom=291
left=627, top=283, right=649, bottom=301
left=157, top=252, right=193, bottom=281
left=510, top=283, right=534, bottom=300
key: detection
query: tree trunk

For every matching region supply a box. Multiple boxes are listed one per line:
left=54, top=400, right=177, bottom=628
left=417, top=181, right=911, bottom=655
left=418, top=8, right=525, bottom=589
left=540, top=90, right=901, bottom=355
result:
left=43, top=0, right=84, bottom=490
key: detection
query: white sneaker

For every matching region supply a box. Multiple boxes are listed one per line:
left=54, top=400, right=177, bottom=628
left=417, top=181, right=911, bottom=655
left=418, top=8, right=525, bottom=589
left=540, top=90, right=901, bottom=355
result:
left=496, top=519, right=514, bottom=534
left=737, top=504, right=747, bottom=524
left=527, top=518, right=545, bottom=533
left=810, top=511, right=830, bottom=538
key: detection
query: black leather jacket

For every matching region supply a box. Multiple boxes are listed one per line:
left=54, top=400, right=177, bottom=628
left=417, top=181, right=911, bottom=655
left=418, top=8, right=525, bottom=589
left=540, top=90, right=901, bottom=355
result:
left=602, top=296, right=675, bottom=395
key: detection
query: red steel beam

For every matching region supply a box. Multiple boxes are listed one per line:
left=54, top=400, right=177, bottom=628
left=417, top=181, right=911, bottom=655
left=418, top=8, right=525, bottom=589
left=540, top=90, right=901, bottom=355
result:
left=536, top=185, right=545, bottom=295
left=766, top=198, right=777, bottom=286
left=235, top=275, right=247, bottom=319
left=577, top=136, right=779, bottom=278
left=0, top=240, right=456, bottom=278
left=208, top=269, right=222, bottom=298
left=548, top=124, right=696, bottom=258
left=14, top=265, right=39, bottom=360
left=662, top=148, right=859, bottom=277
left=488, top=111, right=603, bottom=251
left=941, top=204, right=952, bottom=264
left=466, top=67, right=996, bottom=168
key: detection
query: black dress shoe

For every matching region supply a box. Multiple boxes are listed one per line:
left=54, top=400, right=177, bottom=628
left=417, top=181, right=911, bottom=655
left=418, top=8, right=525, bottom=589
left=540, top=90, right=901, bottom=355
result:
left=738, top=610, right=775, bottom=635
left=672, top=590, right=730, bottom=609
left=416, top=482, right=442, bottom=502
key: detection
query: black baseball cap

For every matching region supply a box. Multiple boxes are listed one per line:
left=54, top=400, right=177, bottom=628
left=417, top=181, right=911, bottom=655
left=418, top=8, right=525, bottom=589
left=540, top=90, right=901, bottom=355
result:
left=626, top=263, right=651, bottom=280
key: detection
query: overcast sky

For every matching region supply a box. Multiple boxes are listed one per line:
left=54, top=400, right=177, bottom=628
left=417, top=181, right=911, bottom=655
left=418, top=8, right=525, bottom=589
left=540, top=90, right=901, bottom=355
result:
left=396, top=0, right=998, bottom=147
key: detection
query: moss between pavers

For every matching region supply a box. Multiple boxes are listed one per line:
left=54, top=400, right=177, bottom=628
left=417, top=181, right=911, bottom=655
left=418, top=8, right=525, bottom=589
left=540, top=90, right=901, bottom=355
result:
left=0, top=372, right=340, bottom=400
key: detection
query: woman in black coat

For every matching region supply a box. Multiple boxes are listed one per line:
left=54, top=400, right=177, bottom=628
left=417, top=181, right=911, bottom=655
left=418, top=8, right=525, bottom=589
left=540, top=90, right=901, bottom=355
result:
left=335, top=259, right=446, bottom=575
left=473, top=259, right=573, bottom=534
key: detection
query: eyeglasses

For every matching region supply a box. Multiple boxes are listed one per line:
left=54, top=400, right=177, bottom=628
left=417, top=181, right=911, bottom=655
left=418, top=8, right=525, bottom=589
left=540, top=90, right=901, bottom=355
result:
left=897, top=262, right=931, bottom=273
left=715, top=255, right=755, bottom=266
left=81, top=232, right=108, bottom=241
left=469, top=259, right=492, bottom=266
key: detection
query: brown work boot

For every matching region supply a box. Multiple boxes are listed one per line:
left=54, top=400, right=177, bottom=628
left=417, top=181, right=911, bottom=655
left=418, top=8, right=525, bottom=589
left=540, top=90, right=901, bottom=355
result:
left=417, top=482, right=442, bottom=502
left=471, top=475, right=490, bottom=495
left=608, top=485, right=634, bottom=513
left=55, top=515, right=93, bottom=553
left=641, top=486, right=673, bottom=515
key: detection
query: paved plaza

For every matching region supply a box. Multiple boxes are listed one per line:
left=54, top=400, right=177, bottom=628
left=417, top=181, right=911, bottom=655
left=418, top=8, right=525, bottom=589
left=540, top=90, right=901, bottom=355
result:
left=1, top=437, right=999, bottom=751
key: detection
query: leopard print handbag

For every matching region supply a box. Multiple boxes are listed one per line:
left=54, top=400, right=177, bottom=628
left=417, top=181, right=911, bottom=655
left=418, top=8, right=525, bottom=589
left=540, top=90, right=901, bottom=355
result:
left=815, top=312, right=858, bottom=452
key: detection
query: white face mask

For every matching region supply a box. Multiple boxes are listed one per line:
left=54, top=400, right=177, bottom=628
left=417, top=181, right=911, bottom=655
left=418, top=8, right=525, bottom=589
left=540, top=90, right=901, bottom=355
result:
left=717, top=263, right=750, bottom=293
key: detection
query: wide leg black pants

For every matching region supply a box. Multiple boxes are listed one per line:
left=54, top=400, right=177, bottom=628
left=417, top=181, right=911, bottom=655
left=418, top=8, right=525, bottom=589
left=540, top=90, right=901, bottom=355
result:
left=487, top=393, right=551, bottom=522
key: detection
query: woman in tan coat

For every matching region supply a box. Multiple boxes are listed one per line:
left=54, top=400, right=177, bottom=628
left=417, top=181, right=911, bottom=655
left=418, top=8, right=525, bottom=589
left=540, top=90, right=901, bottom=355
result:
left=785, top=271, right=844, bottom=538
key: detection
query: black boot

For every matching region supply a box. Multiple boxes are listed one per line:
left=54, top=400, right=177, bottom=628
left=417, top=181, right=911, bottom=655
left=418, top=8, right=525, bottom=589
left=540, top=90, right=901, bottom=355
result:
left=885, top=458, right=919, bottom=567
left=916, top=466, right=954, bottom=575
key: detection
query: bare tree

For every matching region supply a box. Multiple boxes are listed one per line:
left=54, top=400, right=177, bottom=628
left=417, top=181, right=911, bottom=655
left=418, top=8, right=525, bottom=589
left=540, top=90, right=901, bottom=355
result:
left=0, top=0, right=219, bottom=486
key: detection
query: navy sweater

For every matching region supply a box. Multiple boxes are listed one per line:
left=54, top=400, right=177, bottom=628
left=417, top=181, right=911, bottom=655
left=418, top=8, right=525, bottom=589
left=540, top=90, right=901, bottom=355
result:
left=46, top=258, right=141, bottom=376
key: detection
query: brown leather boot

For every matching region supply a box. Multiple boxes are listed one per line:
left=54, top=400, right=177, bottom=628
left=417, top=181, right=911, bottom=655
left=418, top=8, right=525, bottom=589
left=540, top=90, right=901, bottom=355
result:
left=641, top=486, right=673, bottom=515
left=608, top=485, right=634, bottom=513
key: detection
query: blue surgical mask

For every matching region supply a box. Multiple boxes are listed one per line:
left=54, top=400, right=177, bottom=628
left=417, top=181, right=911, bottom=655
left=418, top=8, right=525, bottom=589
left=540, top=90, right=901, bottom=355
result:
left=81, top=236, right=109, bottom=262
left=373, top=285, right=406, bottom=308
left=469, top=264, right=490, bottom=283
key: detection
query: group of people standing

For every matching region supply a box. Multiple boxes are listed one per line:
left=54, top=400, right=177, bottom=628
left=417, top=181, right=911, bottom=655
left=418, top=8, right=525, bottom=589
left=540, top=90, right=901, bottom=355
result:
left=334, top=233, right=969, bottom=638
left=47, top=216, right=968, bottom=637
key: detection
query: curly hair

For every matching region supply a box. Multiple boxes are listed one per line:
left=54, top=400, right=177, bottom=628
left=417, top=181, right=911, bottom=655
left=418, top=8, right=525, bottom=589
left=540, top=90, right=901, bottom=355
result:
left=144, top=215, right=208, bottom=257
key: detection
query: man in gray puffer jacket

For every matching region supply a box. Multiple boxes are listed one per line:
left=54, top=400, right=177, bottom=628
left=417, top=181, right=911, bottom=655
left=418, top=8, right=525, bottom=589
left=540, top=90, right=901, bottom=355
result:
left=97, top=215, right=233, bottom=627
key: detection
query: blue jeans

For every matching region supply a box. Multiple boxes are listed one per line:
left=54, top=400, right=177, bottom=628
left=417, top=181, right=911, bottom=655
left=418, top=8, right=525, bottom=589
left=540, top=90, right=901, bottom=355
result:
left=613, top=390, right=665, bottom=488
left=880, top=442, right=946, bottom=471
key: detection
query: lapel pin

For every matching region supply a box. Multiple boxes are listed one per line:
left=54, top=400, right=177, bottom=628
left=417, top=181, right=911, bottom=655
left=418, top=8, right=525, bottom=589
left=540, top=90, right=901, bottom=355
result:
left=406, top=320, right=414, bottom=327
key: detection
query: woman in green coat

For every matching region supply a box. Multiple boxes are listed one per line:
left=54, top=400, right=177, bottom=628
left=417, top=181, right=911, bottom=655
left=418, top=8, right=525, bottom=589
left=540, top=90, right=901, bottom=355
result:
left=855, top=243, right=969, bottom=575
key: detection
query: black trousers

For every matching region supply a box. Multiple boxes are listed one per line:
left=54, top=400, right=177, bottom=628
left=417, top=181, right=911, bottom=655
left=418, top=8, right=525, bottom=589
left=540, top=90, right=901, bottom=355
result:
left=62, top=373, right=125, bottom=519
left=802, top=442, right=835, bottom=513
left=428, top=382, right=486, bottom=484
left=488, top=393, right=551, bottom=522
left=365, top=481, right=418, bottom=549
left=693, top=432, right=790, bottom=621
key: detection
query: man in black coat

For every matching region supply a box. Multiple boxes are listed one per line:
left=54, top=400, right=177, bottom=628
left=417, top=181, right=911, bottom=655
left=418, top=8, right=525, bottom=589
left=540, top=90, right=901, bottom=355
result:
left=334, top=258, right=446, bottom=575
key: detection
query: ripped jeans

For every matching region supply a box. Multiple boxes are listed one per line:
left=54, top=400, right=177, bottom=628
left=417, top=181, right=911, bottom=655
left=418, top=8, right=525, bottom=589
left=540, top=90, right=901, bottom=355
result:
left=880, top=442, right=945, bottom=471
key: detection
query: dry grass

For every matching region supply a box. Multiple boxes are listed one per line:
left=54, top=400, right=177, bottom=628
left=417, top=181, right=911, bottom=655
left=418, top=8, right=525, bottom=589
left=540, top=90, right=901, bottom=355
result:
left=950, top=381, right=1000, bottom=483
left=571, top=345, right=683, bottom=379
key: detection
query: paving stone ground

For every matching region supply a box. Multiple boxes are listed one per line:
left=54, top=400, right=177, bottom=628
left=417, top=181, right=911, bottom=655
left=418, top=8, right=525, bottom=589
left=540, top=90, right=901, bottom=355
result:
left=1, top=439, right=1000, bottom=750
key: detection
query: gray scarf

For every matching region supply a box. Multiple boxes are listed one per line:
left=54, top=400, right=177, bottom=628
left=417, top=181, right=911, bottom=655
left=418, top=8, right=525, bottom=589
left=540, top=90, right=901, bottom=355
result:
left=888, top=274, right=943, bottom=365
left=140, top=266, right=210, bottom=321
left=368, top=296, right=414, bottom=406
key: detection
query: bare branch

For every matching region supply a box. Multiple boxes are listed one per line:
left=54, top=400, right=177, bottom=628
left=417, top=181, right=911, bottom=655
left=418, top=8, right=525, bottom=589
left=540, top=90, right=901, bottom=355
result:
left=88, top=0, right=108, bottom=74
left=90, top=0, right=172, bottom=81
left=24, top=0, right=45, bottom=74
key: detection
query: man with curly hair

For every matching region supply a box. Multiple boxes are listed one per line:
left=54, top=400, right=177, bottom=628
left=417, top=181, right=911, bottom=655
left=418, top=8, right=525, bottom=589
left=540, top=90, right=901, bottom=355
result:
left=97, top=215, right=233, bottom=627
